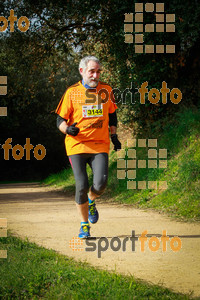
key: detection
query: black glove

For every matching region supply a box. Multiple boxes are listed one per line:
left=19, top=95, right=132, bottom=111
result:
left=111, top=134, right=121, bottom=151
left=66, top=122, right=80, bottom=136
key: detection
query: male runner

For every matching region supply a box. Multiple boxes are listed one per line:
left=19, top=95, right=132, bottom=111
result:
left=56, top=56, right=121, bottom=238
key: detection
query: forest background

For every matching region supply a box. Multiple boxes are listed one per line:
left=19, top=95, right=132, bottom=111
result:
left=0, top=0, right=199, bottom=181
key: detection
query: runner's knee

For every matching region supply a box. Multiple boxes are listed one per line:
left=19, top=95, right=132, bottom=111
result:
left=92, top=174, right=108, bottom=195
left=75, top=181, right=89, bottom=204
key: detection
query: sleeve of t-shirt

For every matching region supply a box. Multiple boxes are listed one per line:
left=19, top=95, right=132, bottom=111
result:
left=55, top=89, right=73, bottom=120
left=109, top=87, right=118, bottom=114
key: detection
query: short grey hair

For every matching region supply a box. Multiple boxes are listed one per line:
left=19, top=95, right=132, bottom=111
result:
left=79, top=56, right=102, bottom=71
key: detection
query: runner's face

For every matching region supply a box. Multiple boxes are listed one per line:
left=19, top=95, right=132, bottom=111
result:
left=80, top=60, right=101, bottom=88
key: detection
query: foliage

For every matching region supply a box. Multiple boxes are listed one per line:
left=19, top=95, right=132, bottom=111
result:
left=0, top=0, right=199, bottom=179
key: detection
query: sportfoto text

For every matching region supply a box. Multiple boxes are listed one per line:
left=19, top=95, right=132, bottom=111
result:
left=1, top=138, right=46, bottom=160
left=84, top=81, right=182, bottom=105
left=85, top=230, right=182, bottom=258
left=0, top=9, right=30, bottom=32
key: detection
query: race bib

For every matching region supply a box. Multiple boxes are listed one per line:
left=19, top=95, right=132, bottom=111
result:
left=82, top=105, right=103, bottom=118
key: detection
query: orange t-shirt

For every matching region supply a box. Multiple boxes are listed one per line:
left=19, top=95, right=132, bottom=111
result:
left=56, top=80, right=117, bottom=156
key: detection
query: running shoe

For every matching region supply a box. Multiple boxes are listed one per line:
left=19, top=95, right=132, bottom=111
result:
left=78, top=224, right=90, bottom=239
left=88, top=202, right=99, bottom=224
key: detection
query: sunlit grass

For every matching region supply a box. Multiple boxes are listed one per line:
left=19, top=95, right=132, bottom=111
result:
left=0, top=232, right=190, bottom=299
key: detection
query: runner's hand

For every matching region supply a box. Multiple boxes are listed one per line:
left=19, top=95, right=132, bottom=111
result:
left=66, top=122, right=80, bottom=136
left=111, top=134, right=121, bottom=151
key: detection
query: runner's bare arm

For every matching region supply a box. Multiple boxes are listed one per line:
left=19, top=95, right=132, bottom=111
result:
left=110, top=126, right=117, bottom=134
left=57, top=115, right=68, bottom=134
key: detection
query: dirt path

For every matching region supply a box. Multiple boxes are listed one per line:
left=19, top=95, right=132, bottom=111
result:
left=0, top=183, right=200, bottom=298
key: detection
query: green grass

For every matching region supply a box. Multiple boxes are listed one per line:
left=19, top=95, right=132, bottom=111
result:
left=0, top=180, right=39, bottom=184
left=0, top=231, right=191, bottom=299
left=43, top=164, right=93, bottom=193
left=43, top=167, right=76, bottom=191
left=43, top=107, right=200, bottom=221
